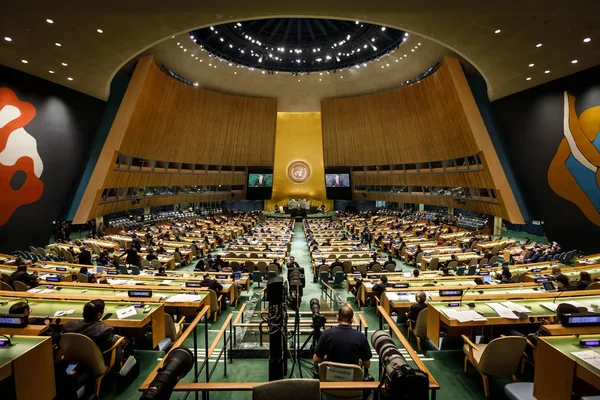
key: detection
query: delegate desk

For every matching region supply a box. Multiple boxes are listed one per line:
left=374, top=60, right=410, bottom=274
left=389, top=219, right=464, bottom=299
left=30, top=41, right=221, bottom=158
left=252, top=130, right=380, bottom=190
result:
left=534, top=335, right=600, bottom=400
left=421, top=252, right=482, bottom=270
left=0, top=336, right=55, bottom=400
left=576, top=253, right=600, bottom=266
left=426, top=292, right=600, bottom=347
left=523, top=264, right=600, bottom=282
left=0, top=297, right=166, bottom=348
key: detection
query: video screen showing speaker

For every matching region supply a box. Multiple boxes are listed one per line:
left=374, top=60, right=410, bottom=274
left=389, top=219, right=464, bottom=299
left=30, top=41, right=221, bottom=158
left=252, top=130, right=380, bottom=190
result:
left=247, top=167, right=273, bottom=200
left=325, top=167, right=352, bottom=200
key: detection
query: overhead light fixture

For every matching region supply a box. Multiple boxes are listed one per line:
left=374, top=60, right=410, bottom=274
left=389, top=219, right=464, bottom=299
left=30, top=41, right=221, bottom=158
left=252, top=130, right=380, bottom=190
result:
left=583, top=37, right=591, bottom=43
left=4, top=37, right=11, bottom=42
left=55, top=42, right=61, bottom=46
left=536, top=43, right=543, bottom=48
left=381, top=27, right=386, bottom=31
left=340, top=76, right=343, bottom=79
left=494, top=29, right=501, bottom=33
left=96, top=28, right=103, bottom=33
left=61, top=62, right=67, bottom=66
left=67, top=77, right=73, bottom=81
left=49, top=70, right=54, bottom=73
left=234, top=71, right=237, bottom=74
left=571, top=59, right=578, bottom=64
left=193, top=82, right=199, bottom=86
left=46, top=18, right=54, bottom=24
left=21, top=59, right=28, bottom=64
left=528, top=63, right=535, bottom=67
left=544, top=70, right=550, bottom=73
left=526, top=77, right=531, bottom=81
left=319, top=78, right=322, bottom=81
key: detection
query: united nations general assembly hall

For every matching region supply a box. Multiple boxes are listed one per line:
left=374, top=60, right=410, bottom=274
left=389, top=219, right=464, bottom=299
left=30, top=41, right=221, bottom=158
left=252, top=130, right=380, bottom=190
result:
left=1, top=3, right=600, bottom=400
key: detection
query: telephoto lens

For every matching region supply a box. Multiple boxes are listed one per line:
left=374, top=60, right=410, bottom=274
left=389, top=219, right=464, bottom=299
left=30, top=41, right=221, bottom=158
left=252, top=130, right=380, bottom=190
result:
left=140, top=347, right=195, bottom=400
left=310, top=298, right=321, bottom=315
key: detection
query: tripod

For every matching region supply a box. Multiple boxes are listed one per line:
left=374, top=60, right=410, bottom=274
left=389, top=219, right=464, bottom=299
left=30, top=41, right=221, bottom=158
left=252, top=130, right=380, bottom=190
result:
left=288, top=310, right=323, bottom=378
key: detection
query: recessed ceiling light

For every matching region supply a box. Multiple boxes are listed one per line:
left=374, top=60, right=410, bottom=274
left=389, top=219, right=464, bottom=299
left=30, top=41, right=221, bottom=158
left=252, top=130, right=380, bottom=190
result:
left=494, top=29, right=501, bottom=33
left=381, top=27, right=386, bottom=31
left=526, top=77, right=531, bottom=81
left=4, top=37, right=12, bottom=42
left=536, top=43, right=543, bottom=48
left=96, top=29, right=103, bottom=33
left=297, top=79, right=301, bottom=82
left=55, top=42, right=61, bottom=46
left=528, top=63, right=534, bottom=67
left=234, top=72, right=237, bottom=74
left=61, top=62, right=67, bottom=66
left=584, top=37, right=591, bottom=43
left=49, top=70, right=54, bottom=73
left=340, top=76, right=343, bottom=79
left=67, top=77, right=73, bottom=81
left=544, top=70, right=550, bottom=74
left=46, top=18, right=54, bottom=24
left=21, top=59, right=28, bottom=64
left=571, top=59, right=578, bottom=64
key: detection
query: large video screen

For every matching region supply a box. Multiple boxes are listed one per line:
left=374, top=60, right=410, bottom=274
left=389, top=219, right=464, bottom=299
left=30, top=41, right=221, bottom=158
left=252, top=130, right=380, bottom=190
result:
left=325, top=173, right=350, bottom=188
left=248, top=173, right=273, bottom=188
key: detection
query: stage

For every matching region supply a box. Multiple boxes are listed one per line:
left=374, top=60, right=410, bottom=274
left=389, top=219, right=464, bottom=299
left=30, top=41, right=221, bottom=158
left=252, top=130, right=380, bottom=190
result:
left=264, top=211, right=335, bottom=219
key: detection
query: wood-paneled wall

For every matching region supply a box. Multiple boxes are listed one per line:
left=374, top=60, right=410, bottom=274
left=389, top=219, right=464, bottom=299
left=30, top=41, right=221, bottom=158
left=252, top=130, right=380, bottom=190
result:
left=120, top=60, right=277, bottom=166
left=322, top=59, right=478, bottom=166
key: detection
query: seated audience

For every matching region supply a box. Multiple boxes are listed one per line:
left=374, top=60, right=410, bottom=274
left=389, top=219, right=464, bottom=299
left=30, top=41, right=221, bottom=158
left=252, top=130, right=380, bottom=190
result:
left=200, top=273, right=223, bottom=292
left=78, top=246, right=93, bottom=265
left=407, top=291, right=428, bottom=323
left=155, top=266, right=167, bottom=277
left=577, top=271, right=592, bottom=290
left=10, top=264, right=39, bottom=288
left=555, top=274, right=571, bottom=291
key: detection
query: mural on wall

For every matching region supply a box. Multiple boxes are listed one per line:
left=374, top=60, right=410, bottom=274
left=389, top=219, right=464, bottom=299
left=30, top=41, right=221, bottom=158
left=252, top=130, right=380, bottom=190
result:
left=548, top=92, right=600, bottom=227
left=0, top=88, right=44, bottom=226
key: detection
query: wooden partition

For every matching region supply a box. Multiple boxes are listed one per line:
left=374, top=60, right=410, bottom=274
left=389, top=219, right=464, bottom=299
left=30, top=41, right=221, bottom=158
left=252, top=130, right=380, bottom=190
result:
left=321, top=57, right=524, bottom=223
left=74, top=56, right=277, bottom=222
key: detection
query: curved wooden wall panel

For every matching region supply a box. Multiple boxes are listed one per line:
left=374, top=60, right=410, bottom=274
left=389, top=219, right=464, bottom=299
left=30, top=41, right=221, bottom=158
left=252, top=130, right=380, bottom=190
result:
left=120, top=61, right=277, bottom=165
left=104, top=170, right=246, bottom=189
left=351, top=170, right=494, bottom=188
left=322, top=59, right=478, bottom=166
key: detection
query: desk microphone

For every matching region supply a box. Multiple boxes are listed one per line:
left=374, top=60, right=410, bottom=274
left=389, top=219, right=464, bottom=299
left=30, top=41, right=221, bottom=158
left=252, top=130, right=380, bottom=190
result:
left=459, top=287, right=471, bottom=307
left=553, top=288, right=567, bottom=304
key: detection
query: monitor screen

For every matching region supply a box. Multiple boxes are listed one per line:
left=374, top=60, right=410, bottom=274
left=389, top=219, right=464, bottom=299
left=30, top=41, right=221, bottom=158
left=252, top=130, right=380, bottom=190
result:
left=248, top=174, right=273, bottom=188
left=403, top=272, right=412, bottom=278
left=325, top=173, right=350, bottom=188
left=542, top=281, right=556, bottom=291
left=483, top=275, right=493, bottom=283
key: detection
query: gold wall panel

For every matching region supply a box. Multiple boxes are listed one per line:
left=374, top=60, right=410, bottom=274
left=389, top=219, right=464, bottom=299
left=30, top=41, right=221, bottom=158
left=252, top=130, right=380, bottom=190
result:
left=265, top=112, right=332, bottom=210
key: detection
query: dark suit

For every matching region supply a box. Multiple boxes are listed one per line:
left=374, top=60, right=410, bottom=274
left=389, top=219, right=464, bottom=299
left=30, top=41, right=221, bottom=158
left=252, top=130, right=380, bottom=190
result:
left=407, top=302, right=428, bottom=322
left=78, top=250, right=93, bottom=265
left=200, top=278, right=223, bottom=292
left=10, top=271, right=39, bottom=287
left=371, top=282, right=393, bottom=298
left=287, top=262, right=300, bottom=269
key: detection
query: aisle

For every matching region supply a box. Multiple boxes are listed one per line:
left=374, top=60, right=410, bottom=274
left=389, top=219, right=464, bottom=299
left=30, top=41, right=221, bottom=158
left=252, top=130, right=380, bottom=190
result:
left=286, top=221, right=321, bottom=310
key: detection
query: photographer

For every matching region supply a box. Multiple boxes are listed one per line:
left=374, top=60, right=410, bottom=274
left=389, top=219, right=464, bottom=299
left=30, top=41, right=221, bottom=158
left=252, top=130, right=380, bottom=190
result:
left=313, top=306, right=371, bottom=368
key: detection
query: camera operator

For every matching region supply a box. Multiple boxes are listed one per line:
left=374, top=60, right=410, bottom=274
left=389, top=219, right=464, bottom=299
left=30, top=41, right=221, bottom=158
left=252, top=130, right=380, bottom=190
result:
left=313, top=305, right=371, bottom=368
left=287, top=256, right=300, bottom=269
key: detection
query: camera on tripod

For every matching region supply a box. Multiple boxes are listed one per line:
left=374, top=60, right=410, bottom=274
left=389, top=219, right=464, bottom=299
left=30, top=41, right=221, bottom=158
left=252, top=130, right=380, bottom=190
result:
left=309, top=298, right=326, bottom=330
left=286, top=268, right=304, bottom=310
left=370, top=331, right=429, bottom=400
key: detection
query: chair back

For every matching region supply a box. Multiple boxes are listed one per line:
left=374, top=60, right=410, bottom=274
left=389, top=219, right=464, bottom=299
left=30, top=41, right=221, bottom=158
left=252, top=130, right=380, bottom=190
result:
left=415, top=253, right=424, bottom=264
left=229, top=261, right=241, bottom=271
left=447, top=260, right=458, bottom=270
left=253, top=378, right=320, bottom=400
left=208, top=289, right=219, bottom=314
left=319, top=271, right=329, bottom=285
left=1, top=273, right=12, bottom=284
left=118, top=265, right=129, bottom=275
left=456, top=266, right=465, bottom=276
left=13, top=281, right=29, bottom=291
left=63, top=250, right=74, bottom=263
left=328, top=254, right=337, bottom=260
left=1, top=281, right=14, bottom=291
left=245, top=261, right=256, bottom=272
left=466, top=265, right=477, bottom=275
left=77, top=273, right=89, bottom=283
left=491, top=246, right=500, bottom=256
left=356, top=264, right=367, bottom=275
left=173, top=252, right=183, bottom=264
left=164, top=313, right=178, bottom=341
left=140, top=258, right=151, bottom=268
left=371, top=263, right=382, bottom=273
left=586, top=282, right=600, bottom=290
left=478, top=336, right=527, bottom=376
left=250, top=253, right=259, bottom=258
left=36, top=247, right=48, bottom=257
left=60, top=333, right=107, bottom=376
left=319, top=264, right=329, bottom=273
left=343, top=261, right=353, bottom=274
left=478, top=258, right=489, bottom=267
left=468, top=258, right=479, bottom=267
left=352, top=254, right=361, bottom=259
left=319, top=361, right=364, bottom=399
left=130, top=266, right=141, bottom=275
left=428, top=257, right=439, bottom=270
left=384, top=263, right=395, bottom=272
left=151, top=260, right=162, bottom=269
left=252, top=271, right=263, bottom=285
left=267, top=264, right=279, bottom=273
left=257, top=261, right=268, bottom=274
left=189, top=246, right=198, bottom=259
left=333, top=271, right=345, bottom=284
left=414, top=308, right=428, bottom=338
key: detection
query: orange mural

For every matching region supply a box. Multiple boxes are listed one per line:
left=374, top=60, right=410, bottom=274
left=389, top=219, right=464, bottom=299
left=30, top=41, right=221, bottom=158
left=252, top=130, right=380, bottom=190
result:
left=548, top=92, right=600, bottom=226
left=0, top=88, right=44, bottom=226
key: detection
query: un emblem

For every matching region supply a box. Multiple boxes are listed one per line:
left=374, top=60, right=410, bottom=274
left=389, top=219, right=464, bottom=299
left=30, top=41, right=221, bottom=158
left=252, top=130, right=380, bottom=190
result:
left=287, top=160, right=311, bottom=184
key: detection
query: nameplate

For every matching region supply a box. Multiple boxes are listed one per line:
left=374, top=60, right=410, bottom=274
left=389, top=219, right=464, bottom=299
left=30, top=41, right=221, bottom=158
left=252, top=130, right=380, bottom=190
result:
left=55, top=267, right=67, bottom=272
left=116, top=306, right=137, bottom=319
left=46, top=276, right=60, bottom=282
left=393, top=283, right=409, bottom=288
left=216, top=274, right=228, bottom=279
left=535, top=277, right=550, bottom=283
left=185, top=282, right=202, bottom=288
left=128, top=290, right=152, bottom=298
left=107, top=270, right=118, bottom=275
left=439, top=289, right=463, bottom=297
left=478, top=271, right=490, bottom=276
left=0, top=314, right=28, bottom=328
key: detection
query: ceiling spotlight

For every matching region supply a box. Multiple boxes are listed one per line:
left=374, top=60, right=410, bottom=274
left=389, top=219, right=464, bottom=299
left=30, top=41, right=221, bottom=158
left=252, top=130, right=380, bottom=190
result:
left=4, top=37, right=11, bottom=41
left=583, top=37, right=591, bottom=43
left=571, top=59, right=578, bottom=64
left=61, top=62, right=67, bottom=66
left=193, top=82, right=199, bottom=86
left=55, top=42, right=61, bottom=46
left=210, top=26, right=214, bottom=30
left=355, top=21, right=359, bottom=24
left=528, top=63, right=534, bottom=67
left=544, top=70, right=550, bottom=73
left=96, top=28, right=103, bottom=33
left=262, top=70, right=265, bottom=74
left=234, top=71, right=237, bottom=74
left=381, top=27, right=386, bottom=31
left=404, top=33, right=409, bottom=37
left=386, top=63, right=389, bottom=66
left=21, top=59, right=28, bottom=64
left=536, top=43, right=543, bottom=48
left=319, top=78, right=322, bottom=81
left=340, top=76, right=343, bottom=79
left=49, top=70, right=54, bottom=73
left=67, top=77, right=73, bottom=81
left=526, top=77, right=531, bottom=81
left=46, top=18, right=54, bottom=24
left=494, top=29, right=501, bottom=33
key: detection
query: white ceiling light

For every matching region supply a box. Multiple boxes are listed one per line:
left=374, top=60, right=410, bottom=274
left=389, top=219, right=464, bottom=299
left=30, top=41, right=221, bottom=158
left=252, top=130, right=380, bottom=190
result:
left=49, top=70, right=54, bottom=73
left=61, top=62, right=68, bottom=66
left=55, top=42, right=61, bottom=46
left=21, top=59, right=28, bottom=63
left=4, top=37, right=12, bottom=42
left=571, top=59, right=578, bottom=64
left=96, top=29, right=103, bottom=33
left=234, top=72, right=237, bottom=74
left=526, top=77, right=531, bottom=81
left=494, top=29, right=501, bottom=34
left=381, top=27, right=386, bottom=31
left=536, top=43, right=543, bottom=48
left=67, top=77, right=73, bottom=81
left=544, top=70, right=550, bottom=73
left=583, top=37, right=591, bottom=43
left=528, top=63, right=534, bottom=67
left=46, top=18, right=54, bottom=24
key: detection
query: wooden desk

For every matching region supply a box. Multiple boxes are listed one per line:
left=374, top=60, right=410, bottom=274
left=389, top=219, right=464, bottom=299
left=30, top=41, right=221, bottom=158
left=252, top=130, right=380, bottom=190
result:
left=0, top=324, right=49, bottom=336
left=535, top=336, right=600, bottom=400
left=542, top=324, right=600, bottom=336
left=0, top=336, right=55, bottom=400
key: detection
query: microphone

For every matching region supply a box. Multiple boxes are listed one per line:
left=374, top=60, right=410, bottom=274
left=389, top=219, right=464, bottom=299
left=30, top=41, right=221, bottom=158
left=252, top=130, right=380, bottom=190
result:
left=459, top=286, right=471, bottom=307
left=553, top=287, right=567, bottom=303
